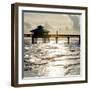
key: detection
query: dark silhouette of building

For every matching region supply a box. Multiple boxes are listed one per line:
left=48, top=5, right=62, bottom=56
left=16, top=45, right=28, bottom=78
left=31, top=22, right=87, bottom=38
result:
left=30, top=25, right=49, bottom=44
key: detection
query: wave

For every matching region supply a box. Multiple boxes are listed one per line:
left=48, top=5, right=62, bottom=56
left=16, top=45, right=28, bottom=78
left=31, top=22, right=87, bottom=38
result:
left=24, top=38, right=80, bottom=77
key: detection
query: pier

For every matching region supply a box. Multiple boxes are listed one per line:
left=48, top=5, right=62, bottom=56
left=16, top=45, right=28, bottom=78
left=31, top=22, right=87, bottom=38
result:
left=24, top=34, right=80, bottom=44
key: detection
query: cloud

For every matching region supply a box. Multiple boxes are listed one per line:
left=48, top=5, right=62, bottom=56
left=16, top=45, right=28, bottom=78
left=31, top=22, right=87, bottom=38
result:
left=24, top=12, right=80, bottom=35
left=69, top=15, right=80, bottom=30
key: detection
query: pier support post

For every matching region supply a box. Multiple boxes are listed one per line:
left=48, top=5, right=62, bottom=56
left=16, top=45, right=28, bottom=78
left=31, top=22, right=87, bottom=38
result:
left=34, top=38, right=37, bottom=44
left=48, top=36, right=50, bottom=42
left=79, top=36, right=80, bottom=44
left=56, top=31, right=58, bottom=43
left=48, top=37, right=50, bottom=42
left=67, top=37, right=70, bottom=44
left=56, top=37, right=58, bottom=43
left=43, top=38, right=46, bottom=43
left=32, top=37, right=34, bottom=44
left=32, top=36, right=37, bottom=44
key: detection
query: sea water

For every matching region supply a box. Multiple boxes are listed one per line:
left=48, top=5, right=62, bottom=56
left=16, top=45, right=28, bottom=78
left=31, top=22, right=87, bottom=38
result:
left=24, top=38, right=80, bottom=78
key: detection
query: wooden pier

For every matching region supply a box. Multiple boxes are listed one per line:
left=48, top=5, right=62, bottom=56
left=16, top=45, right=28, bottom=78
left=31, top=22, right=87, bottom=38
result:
left=24, top=34, right=80, bottom=44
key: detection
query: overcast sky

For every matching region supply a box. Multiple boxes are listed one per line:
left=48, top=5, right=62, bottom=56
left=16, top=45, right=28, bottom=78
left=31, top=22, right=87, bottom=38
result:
left=23, top=12, right=80, bottom=35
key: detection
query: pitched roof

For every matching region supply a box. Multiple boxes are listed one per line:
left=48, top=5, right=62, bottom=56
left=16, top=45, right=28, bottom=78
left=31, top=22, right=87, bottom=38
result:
left=30, top=25, right=49, bottom=33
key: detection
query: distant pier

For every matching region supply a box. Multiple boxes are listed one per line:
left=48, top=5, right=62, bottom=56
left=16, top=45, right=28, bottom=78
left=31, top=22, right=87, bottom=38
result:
left=24, top=34, right=80, bottom=44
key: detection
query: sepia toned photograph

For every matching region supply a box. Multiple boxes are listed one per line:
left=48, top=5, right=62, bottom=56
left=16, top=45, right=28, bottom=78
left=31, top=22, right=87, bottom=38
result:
left=23, top=11, right=81, bottom=78
left=11, top=3, right=87, bottom=87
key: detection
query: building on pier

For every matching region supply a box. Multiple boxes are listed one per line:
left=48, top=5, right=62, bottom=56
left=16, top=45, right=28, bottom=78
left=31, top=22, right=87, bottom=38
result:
left=30, top=25, right=49, bottom=44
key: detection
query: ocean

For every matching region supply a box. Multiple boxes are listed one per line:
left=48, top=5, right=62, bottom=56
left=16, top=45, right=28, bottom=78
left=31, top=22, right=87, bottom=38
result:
left=24, top=37, right=80, bottom=78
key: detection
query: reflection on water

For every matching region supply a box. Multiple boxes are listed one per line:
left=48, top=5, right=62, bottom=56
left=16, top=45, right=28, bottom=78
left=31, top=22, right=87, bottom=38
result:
left=24, top=38, right=80, bottom=78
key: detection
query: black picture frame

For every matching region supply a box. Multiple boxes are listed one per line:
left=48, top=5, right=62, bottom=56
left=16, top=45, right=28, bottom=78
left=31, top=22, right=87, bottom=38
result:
left=11, top=3, right=88, bottom=87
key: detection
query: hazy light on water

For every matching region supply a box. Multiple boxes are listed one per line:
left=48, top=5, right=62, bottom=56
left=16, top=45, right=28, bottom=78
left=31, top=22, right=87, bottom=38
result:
left=24, top=38, right=80, bottom=77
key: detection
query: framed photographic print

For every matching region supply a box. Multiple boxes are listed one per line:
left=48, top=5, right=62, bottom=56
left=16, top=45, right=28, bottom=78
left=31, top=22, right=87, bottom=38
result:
left=11, top=3, right=88, bottom=87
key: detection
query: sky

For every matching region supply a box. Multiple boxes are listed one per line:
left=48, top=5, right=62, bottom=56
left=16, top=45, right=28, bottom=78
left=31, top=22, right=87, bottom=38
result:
left=23, top=11, right=80, bottom=35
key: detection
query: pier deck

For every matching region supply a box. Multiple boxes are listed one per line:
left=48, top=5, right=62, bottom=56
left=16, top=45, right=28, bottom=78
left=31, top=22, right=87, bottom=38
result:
left=24, top=34, right=80, bottom=44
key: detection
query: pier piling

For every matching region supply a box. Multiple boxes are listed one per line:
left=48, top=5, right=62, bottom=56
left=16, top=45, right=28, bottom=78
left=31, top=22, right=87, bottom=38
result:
left=67, top=37, right=70, bottom=44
